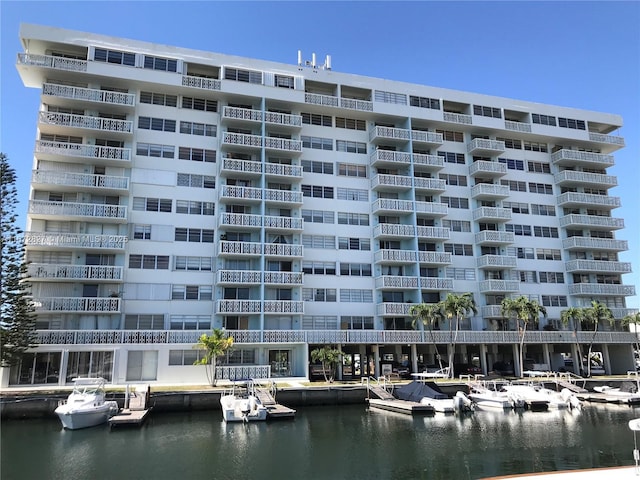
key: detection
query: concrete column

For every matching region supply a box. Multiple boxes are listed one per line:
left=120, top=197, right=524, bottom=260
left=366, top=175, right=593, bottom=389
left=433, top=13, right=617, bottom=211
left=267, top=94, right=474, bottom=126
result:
left=479, top=344, right=488, bottom=375
left=570, top=344, right=581, bottom=375
left=542, top=344, right=551, bottom=371
left=601, top=344, right=611, bottom=375
left=512, top=344, right=520, bottom=376
left=359, top=345, right=367, bottom=377
left=372, top=345, right=380, bottom=378
left=410, top=343, right=418, bottom=375
left=336, top=345, right=343, bottom=381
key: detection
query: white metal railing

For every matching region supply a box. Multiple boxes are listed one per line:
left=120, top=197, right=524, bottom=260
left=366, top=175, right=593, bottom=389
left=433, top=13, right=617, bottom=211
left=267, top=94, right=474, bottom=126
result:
left=554, top=170, right=617, bottom=187
left=264, top=189, right=303, bottom=204
left=219, top=213, right=263, bottom=228
left=18, top=53, right=87, bottom=71
left=557, top=192, right=621, bottom=208
left=412, top=153, right=445, bottom=169
left=370, top=150, right=412, bottom=165
left=223, top=132, right=263, bottom=148
left=504, top=120, right=532, bottom=133
left=24, top=232, right=127, bottom=249
left=221, top=158, right=262, bottom=175
left=264, top=137, right=302, bottom=152
left=304, top=92, right=339, bottom=107
left=28, top=264, right=123, bottom=281
left=374, top=249, right=417, bottom=263
left=218, top=241, right=262, bottom=256
left=415, top=201, right=448, bottom=216
left=473, top=207, right=512, bottom=221
left=562, top=237, right=628, bottom=251
left=479, top=280, right=520, bottom=293
left=377, top=302, right=412, bottom=316
left=264, top=111, right=303, bottom=127
left=42, top=83, right=135, bottom=106
left=39, top=111, right=133, bottom=133
left=340, top=97, right=374, bottom=111
left=216, top=365, right=271, bottom=380
left=375, top=276, right=419, bottom=289
left=369, top=126, right=411, bottom=142
left=565, top=260, right=632, bottom=274
left=35, top=140, right=131, bottom=162
left=222, top=106, right=262, bottom=122
left=559, top=214, right=624, bottom=229
left=482, top=305, right=504, bottom=318
left=34, top=297, right=121, bottom=313
left=263, top=243, right=303, bottom=257
left=371, top=198, right=414, bottom=213
left=420, top=277, right=454, bottom=290
left=418, top=251, right=452, bottom=264
left=220, top=185, right=263, bottom=201
left=217, top=300, right=262, bottom=314
left=467, top=138, right=506, bottom=153
left=262, top=301, right=304, bottom=314
left=263, top=215, right=303, bottom=230
left=443, top=112, right=472, bottom=124
left=551, top=149, right=614, bottom=167
left=411, top=130, right=443, bottom=144
left=414, top=177, right=446, bottom=191
left=588, top=132, right=625, bottom=146
left=29, top=200, right=127, bottom=219
left=264, top=162, right=303, bottom=177
left=371, top=174, right=412, bottom=189
left=568, top=284, right=636, bottom=296
left=216, top=270, right=262, bottom=284
left=475, top=230, right=515, bottom=244
left=374, top=224, right=415, bottom=237
left=181, top=75, right=221, bottom=90
left=416, top=226, right=450, bottom=239
left=32, top=170, right=129, bottom=190
left=469, top=160, right=507, bottom=176
left=263, top=272, right=304, bottom=285
left=477, top=255, right=518, bottom=269
left=471, top=184, right=510, bottom=198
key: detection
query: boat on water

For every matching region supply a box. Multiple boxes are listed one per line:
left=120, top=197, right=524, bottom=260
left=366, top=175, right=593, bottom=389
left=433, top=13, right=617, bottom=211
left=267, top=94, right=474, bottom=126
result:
left=593, top=383, right=640, bottom=404
left=54, top=377, right=119, bottom=430
left=468, top=382, right=524, bottom=410
left=501, top=383, right=582, bottom=411
left=220, top=380, right=268, bottom=422
left=394, top=380, right=472, bottom=413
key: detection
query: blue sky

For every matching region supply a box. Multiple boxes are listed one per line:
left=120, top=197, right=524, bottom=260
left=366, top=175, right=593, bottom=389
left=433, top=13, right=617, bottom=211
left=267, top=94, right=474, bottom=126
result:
left=1, top=1, right=638, bottom=307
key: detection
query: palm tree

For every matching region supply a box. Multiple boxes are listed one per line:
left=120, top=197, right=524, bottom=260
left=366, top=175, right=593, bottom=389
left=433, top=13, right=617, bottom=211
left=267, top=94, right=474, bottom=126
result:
left=560, top=306, right=587, bottom=375
left=501, top=296, right=546, bottom=377
left=193, top=328, right=234, bottom=386
left=623, top=312, right=640, bottom=369
left=583, top=301, right=614, bottom=377
left=409, top=303, right=444, bottom=371
left=310, top=346, right=341, bottom=383
left=441, top=293, right=477, bottom=378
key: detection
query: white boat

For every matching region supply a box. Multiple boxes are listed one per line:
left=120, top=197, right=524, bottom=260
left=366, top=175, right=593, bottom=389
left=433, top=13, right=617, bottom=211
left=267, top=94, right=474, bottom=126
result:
left=394, top=380, right=469, bottom=414
left=468, top=382, right=524, bottom=410
left=593, top=384, right=640, bottom=404
left=501, top=384, right=550, bottom=411
left=55, top=377, right=118, bottom=430
left=220, top=381, right=268, bottom=422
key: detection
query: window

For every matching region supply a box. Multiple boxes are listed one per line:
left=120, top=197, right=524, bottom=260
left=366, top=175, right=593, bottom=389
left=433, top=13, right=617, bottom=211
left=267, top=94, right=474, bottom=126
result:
left=442, top=220, right=471, bottom=232
left=224, top=67, right=262, bottom=84
left=302, top=112, right=332, bottom=126
left=528, top=161, right=551, bottom=174
left=542, top=295, right=568, bottom=307
left=126, top=351, right=157, bottom=381
left=172, top=285, right=212, bottom=300
left=94, top=48, right=135, bottom=66
left=539, top=272, right=564, bottom=284
left=498, top=158, right=524, bottom=170
left=124, top=314, right=164, bottom=330
left=337, top=188, right=368, bottom=202
left=524, top=141, right=548, bottom=152
left=374, top=90, right=407, bottom=104
left=182, top=96, right=217, bottom=112
left=133, top=224, right=151, bottom=240
left=302, top=288, right=337, bottom=302
left=436, top=129, right=464, bottom=142
left=501, top=179, right=527, bottom=192
left=496, top=137, right=522, bottom=149
left=336, top=140, right=367, bottom=154
left=174, top=228, right=215, bottom=243
left=275, top=74, right=294, bottom=88
left=439, top=174, right=467, bottom=186
left=409, top=95, right=440, bottom=110
left=179, top=121, right=216, bottom=137
left=302, top=184, right=334, bottom=199
left=168, top=349, right=207, bottom=365
left=531, top=204, right=556, bottom=216
left=143, top=55, right=178, bottom=72
left=339, top=263, right=372, bottom=276
left=301, top=136, right=333, bottom=150
left=138, top=116, right=176, bottom=132
left=301, top=209, right=334, bottom=224
left=302, top=316, right=339, bottom=330
left=558, top=117, right=586, bottom=130
left=337, top=212, right=369, bottom=226
left=507, top=247, right=535, bottom=259
left=473, top=105, right=502, bottom=118
left=441, top=196, right=469, bottom=209
left=503, top=202, right=529, bottom=214
left=529, top=183, right=554, bottom=195
left=536, top=248, right=562, bottom=260
left=338, top=237, right=370, bottom=250
left=40, top=133, right=82, bottom=143
left=302, top=235, right=335, bottom=249
left=505, top=224, right=532, bottom=236
left=136, top=143, right=174, bottom=158
left=445, top=267, right=476, bottom=280
left=178, top=147, right=216, bottom=163
left=438, top=151, right=465, bottom=164
left=532, top=114, right=556, bottom=126
left=170, top=315, right=211, bottom=330
left=129, top=254, right=169, bottom=269
left=519, top=271, right=537, bottom=283
left=177, top=173, right=216, bottom=189
left=175, top=200, right=215, bottom=216
left=337, top=163, right=367, bottom=177
left=302, top=160, right=333, bottom=175
left=533, top=226, right=559, bottom=238
left=302, top=262, right=336, bottom=275
left=174, top=256, right=213, bottom=271
left=340, top=289, right=373, bottom=303
left=140, top=91, right=177, bottom=107
left=335, top=117, right=366, bottom=130
left=133, top=197, right=172, bottom=212
left=444, top=243, right=473, bottom=256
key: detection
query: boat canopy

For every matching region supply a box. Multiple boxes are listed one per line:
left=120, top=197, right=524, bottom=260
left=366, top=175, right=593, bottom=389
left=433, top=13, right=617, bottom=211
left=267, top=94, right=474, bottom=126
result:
left=395, top=381, right=448, bottom=402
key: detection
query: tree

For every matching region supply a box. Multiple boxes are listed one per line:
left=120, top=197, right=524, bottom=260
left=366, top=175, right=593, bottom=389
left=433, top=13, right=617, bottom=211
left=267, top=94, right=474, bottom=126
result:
left=441, top=293, right=477, bottom=378
left=193, top=328, right=234, bottom=386
left=310, top=346, right=341, bottom=383
left=623, top=312, right=640, bottom=369
left=0, top=153, right=36, bottom=367
left=501, top=296, right=546, bottom=377
left=409, top=303, right=444, bottom=370
left=583, top=301, right=614, bottom=377
left=560, top=306, right=587, bottom=375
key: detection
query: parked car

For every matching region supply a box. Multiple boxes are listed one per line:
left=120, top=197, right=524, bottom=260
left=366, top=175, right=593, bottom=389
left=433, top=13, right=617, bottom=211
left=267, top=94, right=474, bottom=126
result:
left=392, top=362, right=411, bottom=379
left=454, top=363, right=482, bottom=376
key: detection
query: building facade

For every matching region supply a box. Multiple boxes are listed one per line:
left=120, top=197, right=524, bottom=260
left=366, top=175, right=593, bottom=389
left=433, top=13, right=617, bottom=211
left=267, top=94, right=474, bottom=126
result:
left=8, top=23, right=637, bottom=386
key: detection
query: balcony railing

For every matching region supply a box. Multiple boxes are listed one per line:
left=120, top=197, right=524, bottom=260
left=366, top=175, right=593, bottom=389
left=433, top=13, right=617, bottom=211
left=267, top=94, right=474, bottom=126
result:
left=263, top=272, right=304, bottom=285
left=475, top=230, right=515, bottom=245
left=220, top=185, right=263, bottom=202
left=568, top=283, right=636, bottom=296
left=420, top=277, right=454, bottom=290
left=377, top=303, right=412, bottom=316
left=221, top=158, right=262, bottom=176
left=414, top=177, right=446, bottom=191
left=471, top=183, right=510, bottom=199
left=222, top=132, right=262, bottom=148
left=24, top=232, right=128, bottom=250
left=370, top=150, right=412, bottom=167
left=264, top=215, right=303, bottom=231
left=374, top=249, right=417, bottom=264
left=551, top=149, right=614, bottom=168
left=473, top=207, right=512, bottom=222
left=411, top=130, right=443, bottom=145
left=219, top=213, right=263, bottom=228
left=412, top=153, right=445, bottom=169
left=263, top=243, right=303, bottom=257
left=562, top=237, right=628, bottom=251
left=477, top=255, right=518, bottom=269
left=416, top=226, right=450, bottom=240
left=34, top=297, right=121, bottom=313
left=304, top=92, right=339, bottom=107
left=340, top=97, right=373, bottom=112
left=264, top=163, right=303, bottom=178
left=371, top=199, right=414, bottom=214
left=375, top=276, right=419, bottom=289
left=262, top=301, right=304, bottom=314
left=28, top=264, right=123, bottom=281
left=264, top=137, right=302, bottom=153
left=588, top=132, right=625, bottom=147
left=18, top=53, right=87, bottom=72
left=371, top=174, right=412, bottom=189
left=482, top=305, right=504, bottom=318
left=264, top=189, right=303, bottom=204
left=42, top=83, right=135, bottom=106
left=222, top=106, right=262, bottom=122
left=559, top=214, right=624, bottom=230
left=35, top=140, right=131, bottom=162
left=554, top=170, right=617, bottom=188
left=443, top=112, right=472, bottom=125
left=565, top=260, right=632, bottom=274
left=216, top=300, right=262, bottom=314
left=39, top=111, right=133, bottom=134
left=369, top=126, right=411, bottom=142
left=557, top=192, right=621, bottom=209
left=469, top=161, right=507, bottom=177
left=418, top=251, right=452, bottom=265
left=181, top=75, right=221, bottom=90
left=415, top=201, right=448, bottom=216
left=479, top=280, right=520, bottom=293
left=216, top=270, right=262, bottom=284
left=264, top=111, right=303, bottom=127
left=467, top=138, right=506, bottom=155
left=504, top=120, right=532, bottom=133
left=374, top=224, right=415, bottom=238
left=32, top=170, right=129, bottom=191
left=29, top=200, right=127, bottom=221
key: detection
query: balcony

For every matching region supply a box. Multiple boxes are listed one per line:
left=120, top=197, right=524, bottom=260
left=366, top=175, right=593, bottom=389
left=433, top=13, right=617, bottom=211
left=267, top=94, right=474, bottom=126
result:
left=264, top=111, right=303, bottom=129
left=31, top=170, right=129, bottom=194
left=371, top=174, right=412, bottom=191
left=35, top=140, right=131, bottom=165
left=443, top=112, right=472, bottom=125
left=339, top=97, right=373, bottom=112
left=219, top=185, right=263, bottom=203
left=182, top=75, right=221, bottom=91
left=217, top=300, right=262, bottom=314
left=371, top=198, right=414, bottom=215
left=263, top=189, right=303, bottom=205
left=220, top=158, right=263, bottom=177
left=18, top=53, right=87, bottom=73
left=39, top=112, right=132, bottom=137
left=504, top=120, right=532, bottom=133
left=264, top=137, right=302, bottom=154
left=562, top=237, right=628, bottom=251
left=479, top=280, right=520, bottom=293
left=568, top=284, right=636, bottom=297
left=473, top=207, right=512, bottom=222
left=263, top=243, right=304, bottom=258
left=418, top=251, right=452, bottom=265
left=27, top=264, right=123, bottom=281
left=221, top=106, right=262, bottom=124
left=263, top=301, right=304, bottom=314
left=28, top=200, right=127, bottom=223
left=412, top=153, right=445, bottom=170
left=469, top=161, right=507, bottom=178
left=411, top=130, right=443, bottom=147
left=559, top=214, right=624, bottom=230
left=375, top=276, right=419, bottom=289
left=374, top=249, right=417, bottom=264
left=304, top=92, right=339, bottom=108
left=218, top=241, right=262, bottom=257
left=471, top=183, right=510, bottom=200
left=377, top=302, right=412, bottom=316
left=482, top=305, right=504, bottom=319
left=414, top=177, right=446, bottom=192
left=565, top=260, right=632, bottom=274
left=557, top=192, right=621, bottom=210
left=416, top=226, right=450, bottom=240
left=370, top=150, right=412, bottom=168
left=219, top=213, right=263, bottom=229
left=373, top=223, right=415, bottom=239
left=551, top=149, right=614, bottom=168
left=467, top=138, right=505, bottom=155
left=369, top=126, right=410, bottom=144
left=588, top=132, right=625, bottom=147
left=263, top=272, right=304, bottom=286
left=554, top=170, right=617, bottom=189
left=477, top=255, right=518, bottom=269
left=222, top=132, right=262, bottom=150
left=24, top=232, right=128, bottom=251
left=34, top=297, right=121, bottom=313
left=415, top=201, right=448, bottom=217
left=420, top=277, right=454, bottom=290
left=263, top=215, right=304, bottom=232
left=42, top=83, right=135, bottom=107
left=264, top=163, right=303, bottom=179
left=475, top=230, right=515, bottom=245
left=216, top=270, right=262, bottom=285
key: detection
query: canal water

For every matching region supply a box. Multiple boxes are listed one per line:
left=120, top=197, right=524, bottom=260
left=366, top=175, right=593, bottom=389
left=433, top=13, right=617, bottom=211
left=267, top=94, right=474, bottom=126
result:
left=2, top=403, right=639, bottom=480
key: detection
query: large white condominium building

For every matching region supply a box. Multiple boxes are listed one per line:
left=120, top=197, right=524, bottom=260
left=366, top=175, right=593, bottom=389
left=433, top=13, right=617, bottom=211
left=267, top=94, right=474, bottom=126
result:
left=8, top=23, right=636, bottom=386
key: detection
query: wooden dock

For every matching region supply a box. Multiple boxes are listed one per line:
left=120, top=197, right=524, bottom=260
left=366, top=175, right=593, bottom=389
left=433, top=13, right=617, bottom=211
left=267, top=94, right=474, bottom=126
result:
left=576, top=392, right=640, bottom=405
left=367, top=398, right=435, bottom=415
left=109, top=408, right=151, bottom=427
left=255, top=386, right=296, bottom=420
left=109, top=384, right=151, bottom=428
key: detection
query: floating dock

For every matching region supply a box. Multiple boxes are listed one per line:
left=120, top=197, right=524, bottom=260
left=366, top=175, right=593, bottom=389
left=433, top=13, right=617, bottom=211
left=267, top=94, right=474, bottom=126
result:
left=255, top=385, right=296, bottom=420
left=109, top=385, right=151, bottom=428
left=365, top=381, right=435, bottom=415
